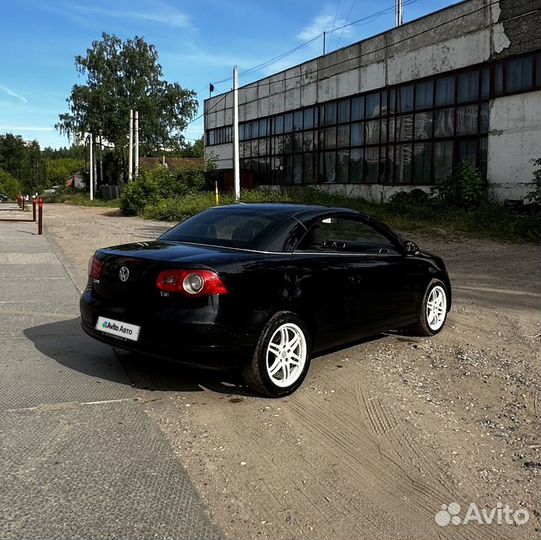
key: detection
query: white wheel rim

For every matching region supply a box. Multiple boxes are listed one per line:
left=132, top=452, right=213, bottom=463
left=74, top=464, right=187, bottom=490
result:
left=426, top=285, right=447, bottom=331
left=266, top=323, right=307, bottom=388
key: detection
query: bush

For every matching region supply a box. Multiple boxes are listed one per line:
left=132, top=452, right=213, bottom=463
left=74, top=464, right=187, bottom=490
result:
left=143, top=189, right=295, bottom=221
left=432, top=161, right=487, bottom=208
left=389, top=188, right=431, bottom=208
left=120, top=164, right=214, bottom=216
left=525, top=158, right=541, bottom=206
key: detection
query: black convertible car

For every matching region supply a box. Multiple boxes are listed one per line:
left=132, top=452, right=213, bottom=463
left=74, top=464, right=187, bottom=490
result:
left=80, top=203, right=451, bottom=396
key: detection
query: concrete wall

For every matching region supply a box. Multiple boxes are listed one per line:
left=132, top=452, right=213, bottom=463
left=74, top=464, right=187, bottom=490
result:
left=488, top=92, right=541, bottom=200
left=204, top=0, right=541, bottom=199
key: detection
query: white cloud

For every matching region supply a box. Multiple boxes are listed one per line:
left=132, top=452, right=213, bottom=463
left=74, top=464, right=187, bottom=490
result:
left=0, top=84, right=28, bottom=104
left=297, top=9, right=353, bottom=43
left=70, top=2, right=192, bottom=29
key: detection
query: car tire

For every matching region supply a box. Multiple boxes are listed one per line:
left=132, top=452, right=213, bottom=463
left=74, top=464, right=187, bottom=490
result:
left=409, top=279, right=449, bottom=336
left=242, top=311, right=311, bottom=397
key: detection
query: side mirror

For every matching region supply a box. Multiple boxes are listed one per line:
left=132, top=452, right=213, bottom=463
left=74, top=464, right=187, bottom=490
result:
left=404, top=240, right=420, bottom=255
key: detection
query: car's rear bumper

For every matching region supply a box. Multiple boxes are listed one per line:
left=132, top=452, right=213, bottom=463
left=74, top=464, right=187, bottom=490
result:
left=80, top=290, right=255, bottom=370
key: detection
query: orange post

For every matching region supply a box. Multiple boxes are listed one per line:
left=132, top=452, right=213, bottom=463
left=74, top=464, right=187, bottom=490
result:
left=38, top=197, right=43, bottom=235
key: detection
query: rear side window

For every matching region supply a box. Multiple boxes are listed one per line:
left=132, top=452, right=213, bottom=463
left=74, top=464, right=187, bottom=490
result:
left=160, top=208, right=289, bottom=249
left=296, top=217, right=398, bottom=254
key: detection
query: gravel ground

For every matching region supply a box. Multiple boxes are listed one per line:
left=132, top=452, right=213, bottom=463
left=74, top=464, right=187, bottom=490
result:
left=44, top=203, right=540, bottom=539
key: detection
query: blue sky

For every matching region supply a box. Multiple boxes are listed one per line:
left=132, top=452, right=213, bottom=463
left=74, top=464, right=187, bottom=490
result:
left=0, top=0, right=455, bottom=149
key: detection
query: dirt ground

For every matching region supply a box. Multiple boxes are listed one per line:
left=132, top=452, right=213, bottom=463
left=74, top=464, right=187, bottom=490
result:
left=43, top=203, right=540, bottom=539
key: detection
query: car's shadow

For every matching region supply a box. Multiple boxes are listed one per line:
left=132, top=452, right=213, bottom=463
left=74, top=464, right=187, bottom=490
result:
left=24, top=317, right=399, bottom=398
left=23, top=317, right=254, bottom=397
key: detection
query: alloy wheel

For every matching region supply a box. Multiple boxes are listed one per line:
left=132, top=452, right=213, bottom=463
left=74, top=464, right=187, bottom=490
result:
left=265, top=323, right=307, bottom=388
left=426, top=285, right=447, bottom=331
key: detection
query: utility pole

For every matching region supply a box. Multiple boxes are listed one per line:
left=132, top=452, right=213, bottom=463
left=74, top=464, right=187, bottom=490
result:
left=232, top=66, right=240, bottom=202
left=323, top=31, right=326, bottom=55
left=396, top=0, right=404, bottom=26
left=89, top=133, right=94, bottom=201
left=134, top=110, right=139, bottom=178
left=128, top=109, right=133, bottom=181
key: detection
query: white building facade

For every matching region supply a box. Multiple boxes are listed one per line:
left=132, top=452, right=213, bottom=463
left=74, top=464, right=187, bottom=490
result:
left=204, top=0, right=541, bottom=201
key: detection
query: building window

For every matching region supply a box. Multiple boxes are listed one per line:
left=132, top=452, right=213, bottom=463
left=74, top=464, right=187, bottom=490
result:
left=456, top=104, right=478, bottom=136
left=435, top=76, right=455, bottom=106
left=350, top=148, right=364, bottom=183
left=337, top=125, right=349, bottom=148
left=293, top=111, right=303, bottom=132
left=321, top=152, right=336, bottom=183
left=434, top=141, right=453, bottom=182
left=338, top=99, right=350, bottom=123
left=414, top=111, right=433, bottom=140
left=412, top=143, right=432, bottom=184
left=206, top=126, right=232, bottom=145
left=351, top=122, right=364, bottom=146
left=506, top=55, right=533, bottom=93
left=351, top=96, right=365, bottom=120
left=395, top=144, right=412, bottom=184
left=206, top=49, right=539, bottom=188
left=304, top=108, right=314, bottom=129
left=398, top=85, right=414, bottom=112
left=434, top=108, right=454, bottom=138
left=337, top=150, right=349, bottom=183
left=457, top=70, right=479, bottom=103
left=284, top=113, right=293, bottom=133
left=365, top=92, right=380, bottom=118
left=415, top=81, right=433, bottom=110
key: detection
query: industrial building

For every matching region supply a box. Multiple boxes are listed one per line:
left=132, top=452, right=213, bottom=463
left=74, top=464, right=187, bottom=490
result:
left=204, top=0, right=541, bottom=201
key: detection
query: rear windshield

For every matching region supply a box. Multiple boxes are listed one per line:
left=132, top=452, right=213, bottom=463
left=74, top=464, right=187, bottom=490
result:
left=159, top=207, right=291, bottom=249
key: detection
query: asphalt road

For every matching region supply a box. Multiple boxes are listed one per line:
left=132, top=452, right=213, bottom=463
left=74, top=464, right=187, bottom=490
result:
left=0, top=212, right=221, bottom=539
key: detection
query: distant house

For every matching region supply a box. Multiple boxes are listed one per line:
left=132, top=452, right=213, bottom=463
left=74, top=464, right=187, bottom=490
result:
left=139, top=157, right=204, bottom=172
left=66, top=173, right=86, bottom=189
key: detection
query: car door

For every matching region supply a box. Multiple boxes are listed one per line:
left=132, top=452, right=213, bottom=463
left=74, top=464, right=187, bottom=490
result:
left=294, top=214, right=416, bottom=347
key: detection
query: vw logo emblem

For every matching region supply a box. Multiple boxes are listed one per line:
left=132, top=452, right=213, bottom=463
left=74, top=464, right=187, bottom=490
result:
left=119, top=266, right=130, bottom=282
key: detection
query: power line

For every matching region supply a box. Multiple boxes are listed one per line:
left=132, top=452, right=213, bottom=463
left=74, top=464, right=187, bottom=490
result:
left=238, top=0, right=511, bottom=94
left=202, top=0, right=516, bottom=112
left=328, top=0, right=343, bottom=52
left=186, top=92, right=228, bottom=126
left=205, top=0, right=419, bottom=93
left=335, top=0, right=358, bottom=50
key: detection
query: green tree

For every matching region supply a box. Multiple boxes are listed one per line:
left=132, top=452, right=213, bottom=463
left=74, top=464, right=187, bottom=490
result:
left=179, top=136, right=205, bottom=158
left=45, top=158, right=85, bottom=187
left=56, top=33, right=198, bottom=182
left=0, top=134, right=45, bottom=193
left=0, top=168, right=22, bottom=198
left=0, top=134, right=26, bottom=180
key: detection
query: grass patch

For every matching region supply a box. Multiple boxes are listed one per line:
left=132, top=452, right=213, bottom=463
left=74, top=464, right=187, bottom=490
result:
left=44, top=192, right=120, bottom=208
left=141, top=187, right=541, bottom=243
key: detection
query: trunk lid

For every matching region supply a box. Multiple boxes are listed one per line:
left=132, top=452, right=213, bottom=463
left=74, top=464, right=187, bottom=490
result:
left=91, top=240, right=248, bottom=305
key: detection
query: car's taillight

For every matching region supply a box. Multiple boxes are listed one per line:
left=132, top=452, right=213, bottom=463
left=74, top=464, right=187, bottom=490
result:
left=88, top=255, right=102, bottom=279
left=156, top=269, right=228, bottom=297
